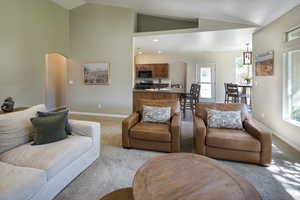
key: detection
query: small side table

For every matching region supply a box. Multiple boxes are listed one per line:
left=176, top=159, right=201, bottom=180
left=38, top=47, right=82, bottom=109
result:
left=100, top=188, right=134, bottom=200
left=0, top=107, right=29, bottom=114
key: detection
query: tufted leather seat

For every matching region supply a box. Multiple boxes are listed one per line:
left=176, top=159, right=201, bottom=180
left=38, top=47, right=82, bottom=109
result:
left=122, top=99, right=181, bottom=153
left=194, top=103, right=272, bottom=166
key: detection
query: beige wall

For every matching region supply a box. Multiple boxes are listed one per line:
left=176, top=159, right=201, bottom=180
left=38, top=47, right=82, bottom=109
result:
left=46, top=53, right=68, bottom=110
left=135, top=53, right=187, bottom=87
left=68, top=4, right=135, bottom=115
left=134, top=51, right=241, bottom=102
left=253, top=5, right=300, bottom=151
left=189, top=51, right=242, bottom=102
left=0, top=0, right=69, bottom=107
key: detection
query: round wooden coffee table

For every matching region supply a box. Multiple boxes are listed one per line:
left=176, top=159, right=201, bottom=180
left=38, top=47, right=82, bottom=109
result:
left=100, top=188, right=133, bottom=200
left=133, top=153, right=261, bottom=200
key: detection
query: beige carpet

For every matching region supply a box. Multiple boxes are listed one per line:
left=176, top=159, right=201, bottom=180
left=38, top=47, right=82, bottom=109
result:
left=55, top=116, right=300, bottom=200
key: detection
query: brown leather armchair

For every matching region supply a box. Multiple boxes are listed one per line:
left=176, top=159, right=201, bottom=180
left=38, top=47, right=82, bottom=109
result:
left=193, top=103, right=272, bottom=166
left=122, top=99, right=181, bottom=153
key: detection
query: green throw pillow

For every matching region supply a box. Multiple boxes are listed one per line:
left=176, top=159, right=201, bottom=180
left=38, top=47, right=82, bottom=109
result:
left=31, top=112, right=68, bottom=145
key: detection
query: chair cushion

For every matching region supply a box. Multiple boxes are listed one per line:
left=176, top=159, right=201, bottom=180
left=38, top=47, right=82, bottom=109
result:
left=130, top=123, right=171, bottom=142
left=142, top=106, right=171, bottom=123
left=136, top=99, right=180, bottom=116
left=195, top=103, right=249, bottom=124
left=207, top=109, right=243, bottom=129
left=0, top=162, right=47, bottom=200
left=206, top=128, right=261, bottom=152
left=0, top=135, right=92, bottom=180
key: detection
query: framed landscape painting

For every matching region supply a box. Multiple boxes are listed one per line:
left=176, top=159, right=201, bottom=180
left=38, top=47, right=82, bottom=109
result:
left=83, top=62, right=110, bottom=85
left=255, top=51, right=274, bottom=76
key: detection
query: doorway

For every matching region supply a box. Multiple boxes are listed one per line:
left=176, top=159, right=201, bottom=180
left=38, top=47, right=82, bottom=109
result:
left=45, top=53, right=68, bottom=110
left=196, top=63, right=216, bottom=102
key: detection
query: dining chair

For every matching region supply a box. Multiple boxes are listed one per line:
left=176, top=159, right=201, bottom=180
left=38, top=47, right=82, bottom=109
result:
left=180, top=83, right=201, bottom=118
left=224, top=83, right=240, bottom=103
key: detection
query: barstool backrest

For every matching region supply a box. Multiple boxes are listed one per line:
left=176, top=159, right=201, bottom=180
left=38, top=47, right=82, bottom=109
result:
left=190, top=84, right=201, bottom=99
left=225, top=83, right=239, bottom=96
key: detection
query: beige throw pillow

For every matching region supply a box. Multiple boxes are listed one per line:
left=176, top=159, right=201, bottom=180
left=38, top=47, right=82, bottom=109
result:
left=207, top=109, right=243, bottom=129
left=0, top=104, right=47, bottom=153
left=142, top=105, right=171, bottom=123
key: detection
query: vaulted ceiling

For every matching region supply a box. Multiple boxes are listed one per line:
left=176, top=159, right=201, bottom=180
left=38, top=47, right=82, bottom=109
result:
left=51, top=0, right=300, bottom=26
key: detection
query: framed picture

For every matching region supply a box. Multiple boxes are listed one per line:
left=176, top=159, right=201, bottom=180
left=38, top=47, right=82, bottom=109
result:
left=255, top=51, right=274, bottom=76
left=83, top=62, right=110, bottom=85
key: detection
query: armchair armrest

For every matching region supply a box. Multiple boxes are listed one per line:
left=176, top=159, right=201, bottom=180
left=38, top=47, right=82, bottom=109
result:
left=171, top=113, right=181, bottom=152
left=244, top=119, right=272, bottom=165
left=122, top=112, right=140, bottom=148
left=193, top=115, right=206, bottom=155
left=69, top=120, right=101, bottom=145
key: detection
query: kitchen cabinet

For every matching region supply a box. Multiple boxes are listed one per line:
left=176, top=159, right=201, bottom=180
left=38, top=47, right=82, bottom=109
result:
left=135, top=63, right=169, bottom=79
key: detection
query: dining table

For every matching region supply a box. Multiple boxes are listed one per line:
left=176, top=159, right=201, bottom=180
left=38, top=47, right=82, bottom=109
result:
left=237, top=83, right=252, bottom=106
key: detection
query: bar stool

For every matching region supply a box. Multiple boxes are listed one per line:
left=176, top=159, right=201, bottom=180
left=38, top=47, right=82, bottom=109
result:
left=180, top=83, right=201, bottom=118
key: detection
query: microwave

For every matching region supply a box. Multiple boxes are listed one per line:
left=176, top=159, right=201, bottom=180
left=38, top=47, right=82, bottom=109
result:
left=138, top=70, right=152, bottom=78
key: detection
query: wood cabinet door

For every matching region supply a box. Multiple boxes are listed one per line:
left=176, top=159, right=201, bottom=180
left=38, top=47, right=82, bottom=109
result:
left=153, top=64, right=169, bottom=78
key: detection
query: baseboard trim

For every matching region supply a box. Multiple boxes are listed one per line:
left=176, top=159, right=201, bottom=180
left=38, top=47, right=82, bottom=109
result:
left=70, top=111, right=128, bottom=119
left=272, top=131, right=300, bottom=153
left=253, top=118, right=300, bottom=153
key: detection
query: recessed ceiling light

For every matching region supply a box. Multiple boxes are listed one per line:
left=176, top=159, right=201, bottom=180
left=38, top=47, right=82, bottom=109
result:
left=158, top=50, right=163, bottom=54
left=153, top=39, right=159, bottom=42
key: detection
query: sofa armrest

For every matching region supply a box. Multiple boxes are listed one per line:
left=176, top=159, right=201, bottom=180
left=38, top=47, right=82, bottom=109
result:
left=69, top=120, right=101, bottom=145
left=193, top=115, right=206, bottom=155
left=171, top=113, right=181, bottom=152
left=244, top=119, right=272, bottom=165
left=122, top=112, right=140, bottom=148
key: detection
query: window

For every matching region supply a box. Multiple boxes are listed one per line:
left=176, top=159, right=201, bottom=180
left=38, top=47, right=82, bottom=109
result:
left=284, top=49, right=300, bottom=124
left=195, top=63, right=216, bottom=100
left=287, top=26, right=300, bottom=42
left=235, top=57, right=252, bottom=84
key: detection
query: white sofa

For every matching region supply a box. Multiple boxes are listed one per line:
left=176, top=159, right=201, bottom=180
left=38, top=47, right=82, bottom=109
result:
left=0, top=119, right=101, bottom=200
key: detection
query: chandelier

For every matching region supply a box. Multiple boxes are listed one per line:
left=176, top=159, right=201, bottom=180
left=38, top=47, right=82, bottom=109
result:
left=243, top=43, right=252, bottom=65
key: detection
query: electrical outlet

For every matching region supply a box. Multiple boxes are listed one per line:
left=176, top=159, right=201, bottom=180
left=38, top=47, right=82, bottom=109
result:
left=261, top=113, right=265, bottom=118
left=69, top=80, right=74, bottom=85
left=97, top=104, right=102, bottom=109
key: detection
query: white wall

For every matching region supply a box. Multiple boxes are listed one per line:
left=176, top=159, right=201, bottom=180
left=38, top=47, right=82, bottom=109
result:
left=253, top=5, right=300, bottom=151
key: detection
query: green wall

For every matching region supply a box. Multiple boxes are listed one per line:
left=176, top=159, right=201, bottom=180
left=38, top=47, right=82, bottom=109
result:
left=0, top=0, right=69, bottom=107
left=68, top=4, right=135, bottom=115
left=136, top=14, right=198, bottom=32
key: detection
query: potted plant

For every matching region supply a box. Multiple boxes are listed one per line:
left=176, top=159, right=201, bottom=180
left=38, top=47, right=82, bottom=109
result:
left=244, top=77, right=252, bottom=84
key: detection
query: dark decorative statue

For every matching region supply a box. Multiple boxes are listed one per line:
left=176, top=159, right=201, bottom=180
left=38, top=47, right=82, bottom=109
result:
left=1, top=97, right=15, bottom=113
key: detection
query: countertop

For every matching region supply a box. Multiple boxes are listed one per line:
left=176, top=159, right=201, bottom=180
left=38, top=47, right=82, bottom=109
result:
left=133, top=88, right=186, bottom=94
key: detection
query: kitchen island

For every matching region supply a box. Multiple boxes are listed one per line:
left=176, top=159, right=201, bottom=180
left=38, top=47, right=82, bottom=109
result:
left=132, top=88, right=186, bottom=112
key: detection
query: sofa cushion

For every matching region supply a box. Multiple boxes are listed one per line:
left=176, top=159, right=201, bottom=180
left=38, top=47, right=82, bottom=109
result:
left=31, top=113, right=68, bottom=145
left=37, top=109, right=72, bottom=135
left=0, top=104, right=47, bottom=153
left=0, top=135, right=92, bottom=180
left=0, top=162, right=47, bottom=200
left=206, top=128, right=261, bottom=152
left=130, top=123, right=171, bottom=142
